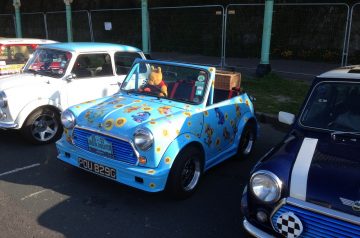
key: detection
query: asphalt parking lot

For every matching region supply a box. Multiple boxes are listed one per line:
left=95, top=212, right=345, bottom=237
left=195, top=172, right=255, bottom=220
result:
left=0, top=122, right=285, bottom=238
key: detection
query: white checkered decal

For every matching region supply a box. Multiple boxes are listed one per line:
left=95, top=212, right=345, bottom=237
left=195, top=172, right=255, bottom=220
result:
left=276, top=212, right=303, bottom=238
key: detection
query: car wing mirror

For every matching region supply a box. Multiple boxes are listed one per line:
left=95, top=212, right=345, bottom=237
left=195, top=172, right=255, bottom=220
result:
left=278, top=111, right=295, bottom=125
left=65, top=73, right=76, bottom=82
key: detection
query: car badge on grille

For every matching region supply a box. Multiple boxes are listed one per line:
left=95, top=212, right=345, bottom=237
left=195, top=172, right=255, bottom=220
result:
left=275, top=212, right=303, bottom=238
left=340, top=197, right=360, bottom=212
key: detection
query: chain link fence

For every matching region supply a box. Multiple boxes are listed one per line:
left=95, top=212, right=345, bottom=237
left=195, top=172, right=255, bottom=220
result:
left=149, top=5, right=224, bottom=65
left=0, top=3, right=359, bottom=69
left=348, top=3, right=360, bottom=65
left=90, top=8, right=142, bottom=48
left=0, top=14, right=15, bottom=37
left=46, top=10, right=91, bottom=42
left=21, top=13, right=46, bottom=39
left=224, top=3, right=349, bottom=69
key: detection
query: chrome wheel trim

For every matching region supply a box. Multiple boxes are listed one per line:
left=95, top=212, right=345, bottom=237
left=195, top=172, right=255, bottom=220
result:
left=31, top=114, right=58, bottom=142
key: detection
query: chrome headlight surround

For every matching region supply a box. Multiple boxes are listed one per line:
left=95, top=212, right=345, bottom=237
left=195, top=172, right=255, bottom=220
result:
left=61, top=109, right=76, bottom=129
left=133, top=128, right=154, bottom=151
left=250, top=170, right=282, bottom=204
left=0, top=91, right=8, bottom=108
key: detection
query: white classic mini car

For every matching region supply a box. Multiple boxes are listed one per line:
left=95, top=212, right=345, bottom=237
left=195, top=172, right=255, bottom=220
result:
left=0, top=42, right=146, bottom=144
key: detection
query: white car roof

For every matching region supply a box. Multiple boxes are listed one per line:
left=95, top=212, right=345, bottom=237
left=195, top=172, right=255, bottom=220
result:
left=318, top=65, right=360, bottom=80
left=0, top=38, right=58, bottom=45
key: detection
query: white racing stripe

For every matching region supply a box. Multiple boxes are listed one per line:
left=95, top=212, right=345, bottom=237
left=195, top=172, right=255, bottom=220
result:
left=290, top=138, right=318, bottom=201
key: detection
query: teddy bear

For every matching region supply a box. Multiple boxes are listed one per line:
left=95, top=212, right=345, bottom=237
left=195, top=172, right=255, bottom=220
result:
left=141, top=66, right=168, bottom=97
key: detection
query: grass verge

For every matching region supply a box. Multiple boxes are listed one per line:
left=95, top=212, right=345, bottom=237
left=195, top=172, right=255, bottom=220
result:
left=242, top=73, right=311, bottom=115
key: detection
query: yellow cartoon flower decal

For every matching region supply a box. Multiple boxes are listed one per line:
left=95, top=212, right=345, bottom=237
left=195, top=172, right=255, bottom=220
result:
left=134, top=100, right=142, bottom=103
left=64, top=128, right=68, bottom=135
left=149, top=183, right=156, bottom=188
left=149, top=120, right=156, bottom=125
left=185, top=134, right=191, bottom=139
left=176, top=129, right=180, bottom=135
left=115, top=117, right=127, bottom=127
left=143, top=106, right=152, bottom=111
left=156, top=147, right=161, bottom=153
left=239, top=98, right=243, bottom=103
left=163, top=129, right=169, bottom=137
left=216, top=137, right=221, bottom=146
left=225, top=113, right=229, bottom=120
left=75, top=105, right=81, bottom=108
left=183, top=112, right=192, bottom=117
left=104, top=119, right=114, bottom=131
left=114, top=104, right=124, bottom=108
left=204, top=111, right=209, bottom=117
left=187, top=121, right=192, bottom=127
left=147, top=170, right=155, bottom=175
left=165, top=157, right=171, bottom=164
left=230, top=120, right=234, bottom=126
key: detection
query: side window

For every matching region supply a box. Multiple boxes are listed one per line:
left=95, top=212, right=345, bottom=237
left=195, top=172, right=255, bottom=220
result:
left=71, top=53, right=113, bottom=78
left=114, top=52, right=142, bottom=75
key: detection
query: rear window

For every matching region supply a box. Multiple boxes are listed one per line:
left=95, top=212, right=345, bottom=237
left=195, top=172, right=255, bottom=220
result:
left=0, top=45, right=36, bottom=65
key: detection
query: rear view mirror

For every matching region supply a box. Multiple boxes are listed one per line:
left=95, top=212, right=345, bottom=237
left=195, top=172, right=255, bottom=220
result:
left=278, top=111, right=295, bottom=125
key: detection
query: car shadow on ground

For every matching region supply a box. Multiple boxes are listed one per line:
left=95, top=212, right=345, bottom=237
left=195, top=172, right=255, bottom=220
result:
left=0, top=123, right=285, bottom=238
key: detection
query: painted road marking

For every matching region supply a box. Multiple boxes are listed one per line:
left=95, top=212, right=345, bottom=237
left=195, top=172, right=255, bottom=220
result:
left=0, top=163, right=41, bottom=177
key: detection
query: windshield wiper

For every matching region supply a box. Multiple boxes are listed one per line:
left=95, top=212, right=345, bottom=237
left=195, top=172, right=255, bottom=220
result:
left=331, top=131, right=360, bottom=141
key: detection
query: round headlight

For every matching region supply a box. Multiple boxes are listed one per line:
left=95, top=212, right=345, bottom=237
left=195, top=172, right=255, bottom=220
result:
left=0, top=91, right=8, bottom=108
left=61, top=109, right=76, bottom=129
left=134, top=128, right=153, bottom=151
left=250, top=170, right=282, bottom=203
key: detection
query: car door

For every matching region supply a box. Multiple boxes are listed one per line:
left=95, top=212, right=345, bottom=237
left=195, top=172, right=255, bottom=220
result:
left=65, top=53, right=120, bottom=107
left=203, top=101, right=240, bottom=157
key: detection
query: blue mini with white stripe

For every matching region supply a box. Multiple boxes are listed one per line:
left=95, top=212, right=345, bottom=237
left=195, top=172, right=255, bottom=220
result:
left=241, top=66, right=360, bottom=237
left=56, top=59, right=258, bottom=199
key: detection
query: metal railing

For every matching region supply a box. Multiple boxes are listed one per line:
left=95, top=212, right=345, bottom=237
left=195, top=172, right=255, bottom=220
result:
left=0, top=3, right=359, bottom=69
left=346, top=3, right=360, bottom=65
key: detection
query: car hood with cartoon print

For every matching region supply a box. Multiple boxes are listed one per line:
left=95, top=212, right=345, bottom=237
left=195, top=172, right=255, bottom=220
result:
left=70, top=93, right=204, bottom=168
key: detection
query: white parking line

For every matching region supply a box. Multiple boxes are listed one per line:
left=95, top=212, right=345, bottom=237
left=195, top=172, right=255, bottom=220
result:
left=0, top=163, right=41, bottom=177
left=21, top=189, right=48, bottom=201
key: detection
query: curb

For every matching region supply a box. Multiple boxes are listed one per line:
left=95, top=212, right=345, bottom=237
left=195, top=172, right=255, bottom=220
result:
left=255, top=112, right=290, bottom=132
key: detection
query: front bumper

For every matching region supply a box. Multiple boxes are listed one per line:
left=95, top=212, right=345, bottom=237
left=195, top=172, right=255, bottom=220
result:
left=56, top=138, right=170, bottom=192
left=0, top=121, right=18, bottom=129
left=243, top=218, right=275, bottom=238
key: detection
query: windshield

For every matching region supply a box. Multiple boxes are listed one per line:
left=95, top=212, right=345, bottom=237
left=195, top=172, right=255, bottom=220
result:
left=0, top=44, right=36, bottom=65
left=23, top=48, right=72, bottom=78
left=121, top=62, right=209, bottom=104
left=300, top=81, right=360, bottom=133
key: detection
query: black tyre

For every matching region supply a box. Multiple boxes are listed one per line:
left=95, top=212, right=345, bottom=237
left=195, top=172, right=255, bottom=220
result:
left=166, top=145, right=204, bottom=199
left=22, top=108, right=62, bottom=144
left=236, top=123, right=256, bottom=159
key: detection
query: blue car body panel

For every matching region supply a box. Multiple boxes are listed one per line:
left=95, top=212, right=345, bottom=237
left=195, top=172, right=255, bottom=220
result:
left=242, top=73, right=360, bottom=237
left=57, top=59, right=257, bottom=193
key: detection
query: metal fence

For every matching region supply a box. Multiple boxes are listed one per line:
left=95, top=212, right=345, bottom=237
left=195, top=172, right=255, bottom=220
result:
left=224, top=3, right=350, bottom=69
left=46, top=10, right=92, bottom=42
left=347, top=3, right=360, bottom=65
left=90, top=8, right=141, bottom=47
left=0, top=3, right=359, bottom=69
left=0, top=14, right=15, bottom=37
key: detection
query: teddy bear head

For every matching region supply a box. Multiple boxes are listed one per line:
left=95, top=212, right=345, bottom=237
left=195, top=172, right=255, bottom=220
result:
left=147, top=66, right=163, bottom=86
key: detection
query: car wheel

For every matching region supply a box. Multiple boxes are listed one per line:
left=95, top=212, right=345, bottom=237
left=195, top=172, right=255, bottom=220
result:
left=237, top=122, right=256, bottom=159
left=22, top=108, right=63, bottom=144
left=166, top=145, right=204, bottom=199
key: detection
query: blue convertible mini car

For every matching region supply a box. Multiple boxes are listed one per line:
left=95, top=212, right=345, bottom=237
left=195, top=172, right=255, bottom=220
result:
left=241, top=66, right=360, bottom=237
left=56, top=59, right=258, bottom=198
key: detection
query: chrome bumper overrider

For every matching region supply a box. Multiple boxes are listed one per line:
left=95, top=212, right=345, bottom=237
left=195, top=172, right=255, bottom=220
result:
left=243, top=218, right=275, bottom=238
left=0, top=121, right=18, bottom=129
